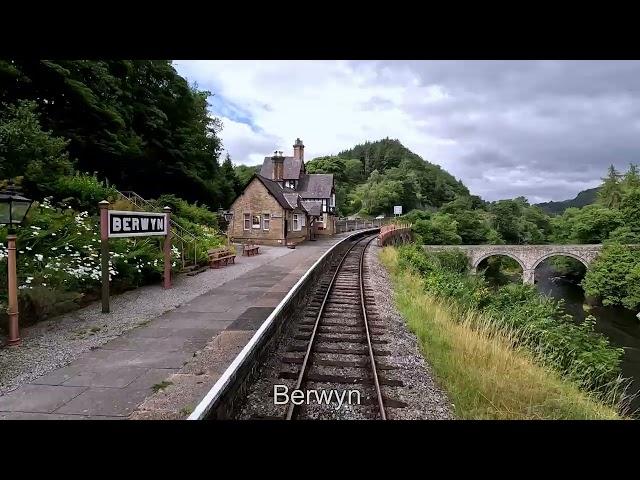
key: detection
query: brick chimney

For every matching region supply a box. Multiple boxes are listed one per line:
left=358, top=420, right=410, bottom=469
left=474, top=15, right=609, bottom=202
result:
left=293, top=138, right=304, bottom=161
left=271, top=150, right=284, bottom=181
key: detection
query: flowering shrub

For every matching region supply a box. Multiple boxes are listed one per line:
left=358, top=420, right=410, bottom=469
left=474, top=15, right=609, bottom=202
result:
left=0, top=196, right=222, bottom=327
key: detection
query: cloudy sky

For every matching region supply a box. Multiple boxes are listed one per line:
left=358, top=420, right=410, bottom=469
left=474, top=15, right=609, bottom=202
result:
left=174, top=60, right=640, bottom=203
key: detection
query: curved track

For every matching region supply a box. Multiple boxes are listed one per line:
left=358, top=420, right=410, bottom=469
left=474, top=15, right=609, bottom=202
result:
left=283, top=234, right=391, bottom=420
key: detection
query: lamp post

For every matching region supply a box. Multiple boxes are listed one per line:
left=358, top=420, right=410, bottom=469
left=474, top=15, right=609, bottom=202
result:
left=0, top=181, right=34, bottom=347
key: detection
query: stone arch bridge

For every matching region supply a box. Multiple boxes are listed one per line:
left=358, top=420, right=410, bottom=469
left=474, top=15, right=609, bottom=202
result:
left=422, top=244, right=604, bottom=284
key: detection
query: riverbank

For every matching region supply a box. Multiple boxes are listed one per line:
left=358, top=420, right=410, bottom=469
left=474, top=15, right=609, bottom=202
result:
left=380, top=247, right=623, bottom=420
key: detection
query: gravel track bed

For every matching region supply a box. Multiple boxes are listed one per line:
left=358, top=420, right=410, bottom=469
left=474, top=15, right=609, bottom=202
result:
left=365, top=244, right=454, bottom=420
left=235, top=240, right=454, bottom=420
left=0, top=246, right=291, bottom=396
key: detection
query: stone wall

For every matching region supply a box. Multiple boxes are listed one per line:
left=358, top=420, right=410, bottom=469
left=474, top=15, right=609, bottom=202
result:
left=229, top=178, right=286, bottom=246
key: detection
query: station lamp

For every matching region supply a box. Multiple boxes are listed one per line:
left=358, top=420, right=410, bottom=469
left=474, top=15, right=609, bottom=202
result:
left=0, top=181, right=34, bottom=347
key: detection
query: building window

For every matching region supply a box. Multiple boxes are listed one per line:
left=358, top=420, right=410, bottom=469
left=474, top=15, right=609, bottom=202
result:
left=322, top=199, right=327, bottom=212
left=293, top=213, right=301, bottom=231
left=301, top=215, right=306, bottom=227
left=263, top=213, right=270, bottom=230
left=244, top=213, right=250, bottom=230
left=252, top=214, right=261, bottom=229
left=284, top=180, right=296, bottom=189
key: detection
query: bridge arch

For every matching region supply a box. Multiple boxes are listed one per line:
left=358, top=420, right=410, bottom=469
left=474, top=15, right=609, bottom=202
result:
left=530, top=252, right=590, bottom=271
left=472, top=252, right=526, bottom=273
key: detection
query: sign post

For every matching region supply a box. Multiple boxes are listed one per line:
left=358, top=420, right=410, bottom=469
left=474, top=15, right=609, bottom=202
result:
left=100, top=200, right=110, bottom=313
left=100, top=202, right=173, bottom=313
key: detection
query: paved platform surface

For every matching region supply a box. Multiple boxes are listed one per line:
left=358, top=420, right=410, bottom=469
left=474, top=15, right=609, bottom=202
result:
left=0, top=234, right=354, bottom=419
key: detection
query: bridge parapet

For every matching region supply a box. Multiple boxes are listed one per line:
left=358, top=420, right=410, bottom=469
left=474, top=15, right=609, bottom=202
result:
left=422, top=244, right=607, bottom=284
left=378, top=223, right=413, bottom=247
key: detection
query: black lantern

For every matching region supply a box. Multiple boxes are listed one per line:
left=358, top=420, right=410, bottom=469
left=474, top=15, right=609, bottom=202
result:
left=0, top=181, right=33, bottom=229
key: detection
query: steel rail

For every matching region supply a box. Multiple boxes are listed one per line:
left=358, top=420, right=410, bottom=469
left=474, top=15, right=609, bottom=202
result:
left=285, top=234, right=376, bottom=420
left=359, top=235, right=386, bottom=419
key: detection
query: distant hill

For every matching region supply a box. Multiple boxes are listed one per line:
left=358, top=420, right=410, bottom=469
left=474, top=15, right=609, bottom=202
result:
left=306, top=138, right=470, bottom=216
left=535, top=187, right=599, bottom=215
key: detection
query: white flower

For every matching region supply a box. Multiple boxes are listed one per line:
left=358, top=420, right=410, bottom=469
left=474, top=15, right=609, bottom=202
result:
left=51, top=233, right=56, bottom=236
left=51, top=247, right=57, bottom=251
left=42, top=283, right=47, bottom=287
left=26, top=246, right=32, bottom=251
left=25, top=277, right=33, bottom=284
left=35, top=254, right=44, bottom=262
left=19, top=250, right=24, bottom=254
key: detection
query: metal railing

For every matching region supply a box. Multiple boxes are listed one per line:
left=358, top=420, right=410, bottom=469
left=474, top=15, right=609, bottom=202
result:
left=117, top=190, right=199, bottom=268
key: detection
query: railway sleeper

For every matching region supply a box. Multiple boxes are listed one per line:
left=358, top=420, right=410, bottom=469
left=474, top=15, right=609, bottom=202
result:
left=278, top=371, right=404, bottom=387
left=280, top=355, right=398, bottom=370
left=287, top=344, right=391, bottom=356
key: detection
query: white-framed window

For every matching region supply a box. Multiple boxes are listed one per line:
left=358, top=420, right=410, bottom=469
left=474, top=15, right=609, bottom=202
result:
left=293, top=213, right=301, bottom=231
left=252, top=214, right=261, bottom=229
left=284, top=180, right=296, bottom=189
left=263, top=213, right=270, bottom=230
left=322, top=199, right=327, bottom=212
left=243, top=213, right=250, bottom=230
left=301, top=215, right=306, bottom=227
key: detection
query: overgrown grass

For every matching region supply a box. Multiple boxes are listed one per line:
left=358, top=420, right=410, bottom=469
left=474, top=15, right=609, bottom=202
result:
left=380, top=247, right=624, bottom=419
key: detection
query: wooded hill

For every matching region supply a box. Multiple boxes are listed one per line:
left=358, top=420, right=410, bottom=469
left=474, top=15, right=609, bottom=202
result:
left=306, top=138, right=471, bottom=216
left=535, top=187, right=599, bottom=215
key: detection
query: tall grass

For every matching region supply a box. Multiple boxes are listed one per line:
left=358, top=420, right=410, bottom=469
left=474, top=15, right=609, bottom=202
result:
left=380, top=247, right=625, bottom=420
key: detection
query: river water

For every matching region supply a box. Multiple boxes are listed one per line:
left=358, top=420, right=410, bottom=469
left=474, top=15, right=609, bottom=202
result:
left=535, top=262, right=640, bottom=415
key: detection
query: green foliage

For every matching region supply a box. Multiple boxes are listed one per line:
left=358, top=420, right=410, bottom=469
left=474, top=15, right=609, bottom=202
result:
left=395, top=245, right=624, bottom=394
left=0, top=60, right=235, bottom=208
left=551, top=205, right=623, bottom=244
left=234, top=164, right=260, bottom=187
left=156, top=194, right=218, bottom=228
left=413, top=213, right=462, bottom=245
left=582, top=244, right=640, bottom=309
left=54, top=173, right=119, bottom=214
left=598, top=164, right=623, bottom=209
left=0, top=100, right=74, bottom=197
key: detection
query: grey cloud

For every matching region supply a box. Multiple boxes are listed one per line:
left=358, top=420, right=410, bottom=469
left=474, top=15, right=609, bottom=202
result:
left=369, top=60, right=640, bottom=202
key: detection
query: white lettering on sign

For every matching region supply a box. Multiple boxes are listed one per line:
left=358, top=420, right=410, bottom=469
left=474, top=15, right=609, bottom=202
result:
left=141, top=218, right=149, bottom=230
left=132, top=218, right=140, bottom=230
left=123, top=218, right=131, bottom=231
left=113, top=217, right=122, bottom=232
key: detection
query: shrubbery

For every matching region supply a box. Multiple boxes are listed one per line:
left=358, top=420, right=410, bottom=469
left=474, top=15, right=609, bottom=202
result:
left=54, top=173, right=119, bottom=214
left=156, top=194, right=218, bottom=228
left=396, top=244, right=625, bottom=394
left=0, top=197, right=182, bottom=328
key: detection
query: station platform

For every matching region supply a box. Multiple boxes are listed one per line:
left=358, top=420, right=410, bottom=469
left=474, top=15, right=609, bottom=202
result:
left=0, top=233, right=355, bottom=419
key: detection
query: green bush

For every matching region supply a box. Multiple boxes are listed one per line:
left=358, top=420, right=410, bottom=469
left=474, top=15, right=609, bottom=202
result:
left=396, top=245, right=625, bottom=394
left=156, top=194, right=218, bottom=228
left=54, top=173, right=119, bottom=214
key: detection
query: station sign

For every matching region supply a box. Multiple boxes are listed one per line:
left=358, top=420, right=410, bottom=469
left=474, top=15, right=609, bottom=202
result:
left=393, top=205, right=402, bottom=216
left=108, top=211, right=168, bottom=238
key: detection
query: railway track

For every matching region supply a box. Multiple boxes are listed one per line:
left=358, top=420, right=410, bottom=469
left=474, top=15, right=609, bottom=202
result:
left=277, top=234, right=404, bottom=420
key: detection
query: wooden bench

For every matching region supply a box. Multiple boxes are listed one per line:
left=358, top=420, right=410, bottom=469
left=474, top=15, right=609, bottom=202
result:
left=208, top=247, right=237, bottom=269
left=242, top=244, right=260, bottom=256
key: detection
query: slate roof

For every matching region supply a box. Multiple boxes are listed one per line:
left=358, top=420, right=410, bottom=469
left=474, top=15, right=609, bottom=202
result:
left=297, top=174, right=334, bottom=199
left=255, top=175, right=300, bottom=211
left=301, top=200, right=323, bottom=216
left=260, top=156, right=304, bottom=180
